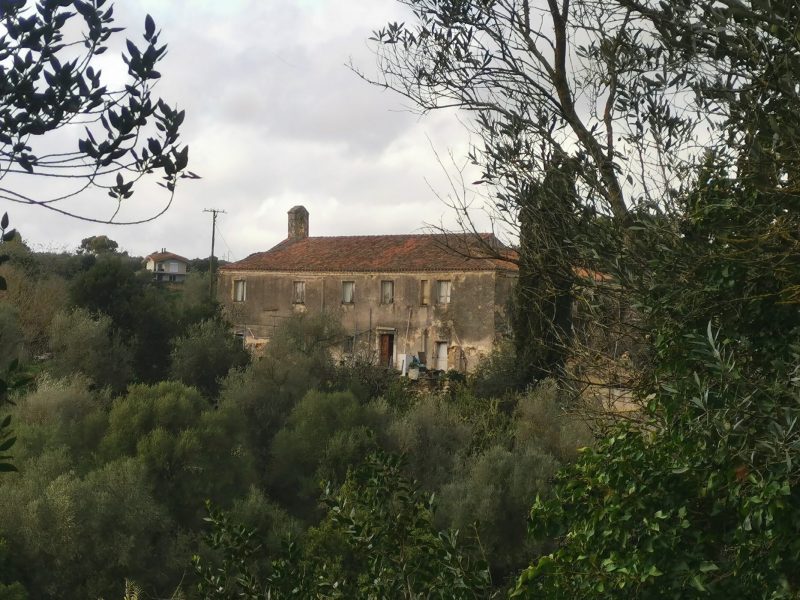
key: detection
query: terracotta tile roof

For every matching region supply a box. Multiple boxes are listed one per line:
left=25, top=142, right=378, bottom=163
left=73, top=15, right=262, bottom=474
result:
left=221, top=234, right=518, bottom=273
left=145, top=251, right=189, bottom=263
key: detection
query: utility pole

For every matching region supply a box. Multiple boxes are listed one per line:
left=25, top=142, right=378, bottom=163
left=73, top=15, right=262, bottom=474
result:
left=204, top=208, right=226, bottom=302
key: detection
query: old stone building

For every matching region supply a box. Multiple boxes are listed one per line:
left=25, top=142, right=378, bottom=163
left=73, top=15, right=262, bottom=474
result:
left=218, top=206, right=517, bottom=372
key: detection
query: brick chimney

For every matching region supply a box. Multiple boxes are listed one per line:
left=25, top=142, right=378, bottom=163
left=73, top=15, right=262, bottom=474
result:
left=288, top=205, right=309, bottom=240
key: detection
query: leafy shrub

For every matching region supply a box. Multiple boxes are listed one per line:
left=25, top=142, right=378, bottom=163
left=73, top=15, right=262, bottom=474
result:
left=0, top=456, right=176, bottom=599
left=0, top=263, right=69, bottom=356
left=470, top=338, right=525, bottom=399
left=194, top=453, right=492, bottom=599
left=170, top=318, right=250, bottom=398
left=440, top=444, right=559, bottom=581
left=0, top=305, right=23, bottom=369
left=101, top=382, right=256, bottom=527
left=513, top=379, right=591, bottom=462
left=331, top=356, right=413, bottom=405
left=218, top=313, right=344, bottom=471
left=268, top=390, right=388, bottom=513
left=13, top=374, right=107, bottom=464
left=388, top=395, right=472, bottom=491
left=47, top=308, right=133, bottom=393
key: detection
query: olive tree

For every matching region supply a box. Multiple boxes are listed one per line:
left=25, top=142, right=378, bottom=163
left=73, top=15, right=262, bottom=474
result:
left=0, top=0, right=195, bottom=223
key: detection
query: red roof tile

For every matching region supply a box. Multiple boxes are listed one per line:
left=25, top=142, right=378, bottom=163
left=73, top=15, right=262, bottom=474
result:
left=221, top=234, right=518, bottom=273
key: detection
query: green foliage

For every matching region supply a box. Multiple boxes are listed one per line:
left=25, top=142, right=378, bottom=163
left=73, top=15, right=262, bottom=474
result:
left=194, top=453, right=492, bottom=599
left=101, top=382, right=256, bottom=526
left=512, top=380, right=591, bottom=462
left=192, top=501, right=265, bottom=600
left=332, top=356, right=413, bottom=405
left=170, top=318, right=249, bottom=398
left=469, top=338, right=524, bottom=399
left=69, top=254, right=211, bottom=382
left=47, top=308, right=133, bottom=393
left=388, top=395, right=472, bottom=491
left=0, top=262, right=70, bottom=356
left=439, top=381, right=590, bottom=583
left=0, top=306, right=22, bottom=369
left=0, top=582, right=27, bottom=600
left=0, top=455, right=176, bottom=599
left=177, top=271, right=218, bottom=325
left=0, top=378, right=262, bottom=598
left=268, top=390, right=387, bottom=514
left=78, top=235, right=119, bottom=255
left=514, top=363, right=800, bottom=597
left=511, top=162, right=581, bottom=383
left=13, top=374, right=108, bottom=465
left=0, top=1, right=192, bottom=220
left=69, top=254, right=148, bottom=328
left=441, top=444, right=558, bottom=581
left=227, top=486, right=301, bottom=560
left=513, top=175, right=800, bottom=597
left=218, top=312, right=343, bottom=471
left=0, top=538, right=26, bottom=598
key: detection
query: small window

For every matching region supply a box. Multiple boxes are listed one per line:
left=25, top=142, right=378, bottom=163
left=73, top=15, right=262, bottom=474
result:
left=420, top=280, right=430, bottom=305
left=437, top=280, right=451, bottom=304
left=342, top=281, right=355, bottom=304
left=293, top=281, right=305, bottom=304
left=169, top=261, right=179, bottom=273
left=381, top=280, right=394, bottom=304
left=343, top=336, right=355, bottom=354
left=234, top=279, right=246, bottom=302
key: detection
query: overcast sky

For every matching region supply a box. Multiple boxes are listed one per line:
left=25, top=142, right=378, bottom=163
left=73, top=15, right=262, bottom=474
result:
left=10, top=0, right=492, bottom=260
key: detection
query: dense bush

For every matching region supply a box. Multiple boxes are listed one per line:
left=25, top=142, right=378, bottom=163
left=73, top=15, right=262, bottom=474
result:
left=218, top=312, right=344, bottom=472
left=0, top=379, right=263, bottom=599
left=388, top=395, right=472, bottom=491
left=268, top=390, right=388, bottom=514
left=0, top=305, right=22, bottom=369
left=469, top=338, right=527, bottom=399
left=170, top=318, right=250, bottom=398
left=0, top=263, right=69, bottom=357
left=195, top=453, right=492, bottom=600
left=47, top=308, right=133, bottom=393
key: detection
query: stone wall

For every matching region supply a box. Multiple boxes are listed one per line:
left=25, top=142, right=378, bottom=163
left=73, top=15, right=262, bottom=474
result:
left=218, top=268, right=513, bottom=372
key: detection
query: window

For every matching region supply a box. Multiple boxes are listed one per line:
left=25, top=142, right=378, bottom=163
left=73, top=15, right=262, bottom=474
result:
left=234, top=279, right=246, bottom=302
left=437, top=280, right=451, bottom=304
left=381, top=280, right=394, bottom=304
left=169, top=261, right=179, bottom=273
left=343, top=336, right=355, bottom=354
left=293, top=281, right=305, bottom=304
left=420, top=280, right=430, bottom=305
left=342, top=281, right=355, bottom=304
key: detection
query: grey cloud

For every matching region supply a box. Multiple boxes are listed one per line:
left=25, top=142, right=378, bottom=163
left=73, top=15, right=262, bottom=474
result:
left=13, top=0, right=490, bottom=261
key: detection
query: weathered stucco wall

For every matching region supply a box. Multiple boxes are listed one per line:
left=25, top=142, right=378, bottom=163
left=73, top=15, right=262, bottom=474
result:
left=218, top=269, right=513, bottom=372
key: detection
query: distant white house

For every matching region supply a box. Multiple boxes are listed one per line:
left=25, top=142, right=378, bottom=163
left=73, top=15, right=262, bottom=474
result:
left=144, top=249, right=189, bottom=283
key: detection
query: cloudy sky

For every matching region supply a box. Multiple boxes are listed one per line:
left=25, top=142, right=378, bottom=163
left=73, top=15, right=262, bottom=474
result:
left=10, top=0, right=492, bottom=260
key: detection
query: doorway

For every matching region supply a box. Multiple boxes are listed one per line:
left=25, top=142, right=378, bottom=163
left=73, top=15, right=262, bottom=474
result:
left=379, top=333, right=395, bottom=368
left=435, top=341, right=449, bottom=371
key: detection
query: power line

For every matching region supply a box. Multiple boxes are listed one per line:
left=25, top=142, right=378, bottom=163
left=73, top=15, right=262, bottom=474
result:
left=203, top=208, right=226, bottom=301
left=215, top=223, right=236, bottom=263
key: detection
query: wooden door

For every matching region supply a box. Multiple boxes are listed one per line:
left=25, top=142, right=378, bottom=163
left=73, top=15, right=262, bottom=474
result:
left=379, top=334, right=394, bottom=367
